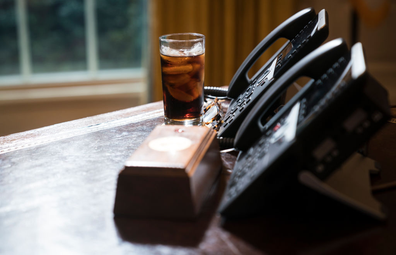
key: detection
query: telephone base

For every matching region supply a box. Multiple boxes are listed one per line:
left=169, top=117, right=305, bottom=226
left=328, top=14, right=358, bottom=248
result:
left=299, top=152, right=386, bottom=220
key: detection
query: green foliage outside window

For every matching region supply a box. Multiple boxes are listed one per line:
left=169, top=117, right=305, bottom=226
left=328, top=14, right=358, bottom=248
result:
left=0, top=0, right=146, bottom=76
left=0, top=0, right=19, bottom=75
left=97, top=0, right=146, bottom=69
left=29, top=0, right=86, bottom=73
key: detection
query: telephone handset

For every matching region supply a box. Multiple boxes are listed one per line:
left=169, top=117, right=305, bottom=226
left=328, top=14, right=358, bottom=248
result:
left=234, top=38, right=349, bottom=151
left=217, top=8, right=329, bottom=138
left=218, top=39, right=390, bottom=219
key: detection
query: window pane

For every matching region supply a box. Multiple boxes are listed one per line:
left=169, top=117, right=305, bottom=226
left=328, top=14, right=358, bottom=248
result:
left=28, top=0, right=86, bottom=73
left=0, top=0, right=19, bottom=75
left=96, top=0, right=146, bottom=70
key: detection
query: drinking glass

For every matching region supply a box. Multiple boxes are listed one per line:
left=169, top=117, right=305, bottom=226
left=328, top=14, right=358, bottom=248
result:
left=159, top=33, right=205, bottom=126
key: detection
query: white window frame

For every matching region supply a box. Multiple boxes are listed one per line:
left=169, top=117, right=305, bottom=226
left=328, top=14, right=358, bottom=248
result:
left=0, top=0, right=148, bottom=104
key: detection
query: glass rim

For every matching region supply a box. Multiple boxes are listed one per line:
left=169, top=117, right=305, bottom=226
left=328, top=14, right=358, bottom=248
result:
left=159, top=32, right=205, bottom=43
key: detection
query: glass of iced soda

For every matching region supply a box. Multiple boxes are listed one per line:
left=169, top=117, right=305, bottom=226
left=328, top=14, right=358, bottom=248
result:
left=159, top=33, right=205, bottom=126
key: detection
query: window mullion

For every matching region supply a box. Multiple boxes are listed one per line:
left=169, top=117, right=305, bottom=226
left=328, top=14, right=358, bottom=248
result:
left=16, top=0, right=31, bottom=83
left=85, top=0, right=98, bottom=78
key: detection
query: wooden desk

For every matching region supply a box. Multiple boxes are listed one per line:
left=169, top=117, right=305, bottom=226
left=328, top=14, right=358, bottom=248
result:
left=1, top=101, right=396, bottom=255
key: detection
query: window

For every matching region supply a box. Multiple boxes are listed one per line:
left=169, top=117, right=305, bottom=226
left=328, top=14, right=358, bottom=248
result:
left=0, top=0, right=19, bottom=76
left=0, top=0, right=147, bottom=101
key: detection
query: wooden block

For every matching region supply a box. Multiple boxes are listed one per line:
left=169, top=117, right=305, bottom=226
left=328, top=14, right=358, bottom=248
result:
left=113, top=125, right=222, bottom=219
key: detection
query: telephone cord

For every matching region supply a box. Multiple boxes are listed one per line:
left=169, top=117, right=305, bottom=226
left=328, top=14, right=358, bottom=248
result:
left=204, top=86, right=228, bottom=98
left=217, top=137, right=235, bottom=150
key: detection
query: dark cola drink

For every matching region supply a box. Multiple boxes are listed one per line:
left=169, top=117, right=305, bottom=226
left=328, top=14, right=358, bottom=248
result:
left=160, top=51, right=205, bottom=125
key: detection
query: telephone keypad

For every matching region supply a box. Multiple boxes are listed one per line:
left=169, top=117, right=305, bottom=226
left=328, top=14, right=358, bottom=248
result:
left=225, top=135, right=271, bottom=201
left=298, top=55, right=349, bottom=126
left=219, top=13, right=323, bottom=138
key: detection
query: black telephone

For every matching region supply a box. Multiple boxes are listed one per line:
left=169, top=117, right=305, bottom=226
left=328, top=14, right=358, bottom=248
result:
left=218, top=38, right=390, bottom=220
left=215, top=7, right=329, bottom=138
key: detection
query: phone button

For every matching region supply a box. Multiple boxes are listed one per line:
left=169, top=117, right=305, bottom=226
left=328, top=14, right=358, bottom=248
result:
left=332, top=62, right=340, bottom=69
left=321, top=74, right=329, bottom=80
left=327, top=68, right=335, bottom=76
left=277, top=54, right=282, bottom=60
left=245, top=91, right=253, bottom=98
left=338, top=57, right=346, bottom=64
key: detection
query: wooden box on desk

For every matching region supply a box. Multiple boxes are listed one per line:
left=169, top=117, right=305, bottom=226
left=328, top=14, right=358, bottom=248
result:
left=113, top=125, right=222, bottom=219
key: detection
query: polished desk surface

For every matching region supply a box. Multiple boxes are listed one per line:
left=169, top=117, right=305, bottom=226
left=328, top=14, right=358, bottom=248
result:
left=1, top=101, right=396, bottom=255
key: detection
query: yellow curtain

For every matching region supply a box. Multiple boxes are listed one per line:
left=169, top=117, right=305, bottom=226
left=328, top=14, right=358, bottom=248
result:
left=149, top=0, right=296, bottom=102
